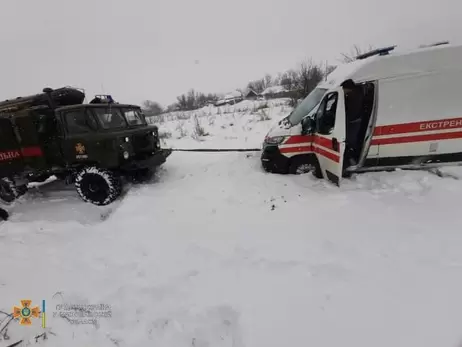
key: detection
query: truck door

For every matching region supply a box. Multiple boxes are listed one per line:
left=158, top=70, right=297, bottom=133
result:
left=59, top=108, right=101, bottom=165
left=0, top=117, right=24, bottom=176
left=13, top=111, right=48, bottom=171
left=34, top=110, right=64, bottom=167
left=313, top=87, right=346, bottom=185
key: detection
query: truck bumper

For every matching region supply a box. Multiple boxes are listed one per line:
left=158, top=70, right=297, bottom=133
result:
left=121, top=148, right=172, bottom=171
left=260, top=144, right=290, bottom=174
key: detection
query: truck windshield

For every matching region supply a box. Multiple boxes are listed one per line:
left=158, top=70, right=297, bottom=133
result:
left=93, top=108, right=127, bottom=129
left=122, top=108, right=146, bottom=126
left=287, top=87, right=327, bottom=125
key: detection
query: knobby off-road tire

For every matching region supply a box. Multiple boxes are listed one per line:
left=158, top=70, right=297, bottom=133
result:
left=75, top=167, right=122, bottom=206
left=0, top=177, right=27, bottom=203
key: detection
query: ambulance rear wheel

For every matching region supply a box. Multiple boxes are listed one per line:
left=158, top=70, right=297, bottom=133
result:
left=289, top=157, right=322, bottom=178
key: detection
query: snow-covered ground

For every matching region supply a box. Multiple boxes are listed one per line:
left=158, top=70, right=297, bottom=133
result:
left=149, top=98, right=291, bottom=149
left=2, top=99, right=462, bottom=346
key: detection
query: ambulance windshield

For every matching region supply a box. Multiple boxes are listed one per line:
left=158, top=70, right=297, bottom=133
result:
left=288, top=87, right=327, bottom=125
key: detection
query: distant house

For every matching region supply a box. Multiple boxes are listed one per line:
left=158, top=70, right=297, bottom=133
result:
left=243, top=88, right=259, bottom=100
left=261, top=85, right=291, bottom=99
left=214, top=90, right=243, bottom=106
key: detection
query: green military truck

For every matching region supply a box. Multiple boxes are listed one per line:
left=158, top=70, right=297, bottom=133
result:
left=0, top=87, right=171, bottom=206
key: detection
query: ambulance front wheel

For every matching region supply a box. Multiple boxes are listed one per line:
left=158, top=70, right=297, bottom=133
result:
left=289, top=156, right=322, bottom=178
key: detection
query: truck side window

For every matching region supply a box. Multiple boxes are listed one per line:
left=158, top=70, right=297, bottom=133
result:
left=93, top=108, right=127, bottom=129
left=65, top=110, right=97, bottom=134
left=315, top=92, right=338, bottom=135
left=124, top=109, right=145, bottom=126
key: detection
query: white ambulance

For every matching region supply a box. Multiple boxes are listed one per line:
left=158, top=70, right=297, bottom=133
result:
left=261, top=42, right=462, bottom=185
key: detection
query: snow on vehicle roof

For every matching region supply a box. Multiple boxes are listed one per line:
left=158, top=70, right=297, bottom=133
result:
left=317, top=59, right=370, bottom=89
left=319, top=43, right=462, bottom=89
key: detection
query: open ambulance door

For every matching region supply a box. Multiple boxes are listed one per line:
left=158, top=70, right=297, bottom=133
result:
left=312, top=87, right=346, bottom=186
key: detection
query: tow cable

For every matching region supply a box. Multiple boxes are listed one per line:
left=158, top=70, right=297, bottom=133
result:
left=171, top=148, right=261, bottom=152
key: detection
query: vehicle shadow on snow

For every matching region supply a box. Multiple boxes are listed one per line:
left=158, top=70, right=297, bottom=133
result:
left=251, top=149, right=462, bottom=198
left=300, top=168, right=462, bottom=198
left=3, top=165, right=171, bottom=225
left=5, top=177, right=122, bottom=225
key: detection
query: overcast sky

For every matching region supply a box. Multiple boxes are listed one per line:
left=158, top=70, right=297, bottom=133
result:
left=0, top=0, right=460, bottom=107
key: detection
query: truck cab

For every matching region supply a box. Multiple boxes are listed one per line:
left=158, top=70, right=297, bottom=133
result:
left=0, top=87, right=171, bottom=205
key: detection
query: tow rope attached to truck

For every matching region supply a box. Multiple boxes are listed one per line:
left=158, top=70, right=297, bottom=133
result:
left=171, top=148, right=261, bottom=152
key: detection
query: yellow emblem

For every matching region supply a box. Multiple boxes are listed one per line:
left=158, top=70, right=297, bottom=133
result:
left=75, top=143, right=86, bottom=155
left=12, top=300, right=40, bottom=325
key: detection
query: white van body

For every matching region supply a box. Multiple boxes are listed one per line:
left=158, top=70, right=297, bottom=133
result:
left=261, top=43, right=462, bottom=185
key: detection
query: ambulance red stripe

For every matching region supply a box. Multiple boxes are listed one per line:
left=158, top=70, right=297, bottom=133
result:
left=374, top=117, right=462, bottom=136
left=283, top=135, right=313, bottom=145
left=280, top=145, right=313, bottom=154
left=280, top=134, right=340, bottom=165
left=313, top=146, right=340, bottom=163
left=371, top=131, right=462, bottom=146
left=314, top=135, right=336, bottom=152
left=280, top=145, right=339, bottom=162
left=282, top=135, right=338, bottom=152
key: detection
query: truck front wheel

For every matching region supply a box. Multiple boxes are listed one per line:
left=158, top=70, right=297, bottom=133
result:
left=75, top=167, right=122, bottom=206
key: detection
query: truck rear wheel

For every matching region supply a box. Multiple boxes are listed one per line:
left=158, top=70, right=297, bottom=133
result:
left=75, top=167, right=122, bottom=206
left=0, top=177, right=27, bottom=203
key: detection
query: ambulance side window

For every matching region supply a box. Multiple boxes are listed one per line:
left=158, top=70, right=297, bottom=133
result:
left=315, top=92, right=338, bottom=135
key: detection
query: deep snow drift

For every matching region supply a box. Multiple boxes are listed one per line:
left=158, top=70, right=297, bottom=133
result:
left=2, top=150, right=462, bottom=346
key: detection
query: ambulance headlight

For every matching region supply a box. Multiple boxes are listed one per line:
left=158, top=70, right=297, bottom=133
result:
left=265, top=136, right=286, bottom=144
left=123, top=151, right=130, bottom=159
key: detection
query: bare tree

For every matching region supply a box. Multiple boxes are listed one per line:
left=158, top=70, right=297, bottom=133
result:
left=296, top=59, right=324, bottom=98
left=247, top=79, right=265, bottom=94
left=280, top=69, right=299, bottom=91
left=264, top=74, right=273, bottom=89
left=176, top=93, right=188, bottom=111
left=174, top=89, right=219, bottom=111
left=247, top=73, right=274, bottom=94
left=142, top=100, right=164, bottom=116
left=274, top=72, right=284, bottom=86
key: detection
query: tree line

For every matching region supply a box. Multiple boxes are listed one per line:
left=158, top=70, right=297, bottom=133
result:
left=142, top=45, right=372, bottom=116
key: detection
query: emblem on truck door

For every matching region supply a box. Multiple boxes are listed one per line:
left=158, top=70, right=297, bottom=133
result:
left=75, top=143, right=88, bottom=159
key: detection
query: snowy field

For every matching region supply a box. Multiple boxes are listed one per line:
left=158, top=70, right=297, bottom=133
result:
left=150, top=98, right=292, bottom=149
left=2, top=99, right=462, bottom=346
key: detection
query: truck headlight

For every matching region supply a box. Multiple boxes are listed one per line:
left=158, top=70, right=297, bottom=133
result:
left=123, top=151, right=130, bottom=159
left=265, top=136, right=286, bottom=145
left=125, top=137, right=130, bottom=142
